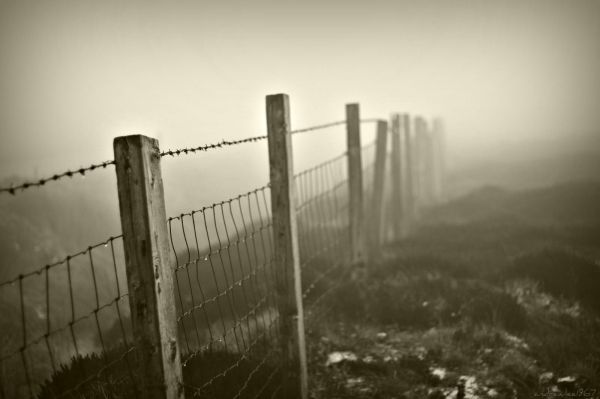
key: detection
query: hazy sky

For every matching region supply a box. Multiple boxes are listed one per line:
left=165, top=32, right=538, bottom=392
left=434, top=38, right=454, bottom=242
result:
left=1, top=0, right=599, bottom=184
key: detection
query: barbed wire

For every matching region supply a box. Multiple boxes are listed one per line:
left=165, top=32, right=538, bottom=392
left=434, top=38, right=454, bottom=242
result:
left=159, top=121, right=348, bottom=158
left=160, top=135, right=268, bottom=158
left=0, top=128, right=392, bottom=397
left=0, top=160, right=115, bottom=195
left=0, top=118, right=384, bottom=196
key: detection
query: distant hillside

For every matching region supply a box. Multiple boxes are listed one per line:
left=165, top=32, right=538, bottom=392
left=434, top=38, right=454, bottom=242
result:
left=448, top=148, right=600, bottom=197
left=432, top=181, right=600, bottom=225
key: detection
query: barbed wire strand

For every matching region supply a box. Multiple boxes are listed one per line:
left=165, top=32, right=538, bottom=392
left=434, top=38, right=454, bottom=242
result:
left=1, top=118, right=384, bottom=398
left=0, top=118, right=380, bottom=195
left=0, top=160, right=115, bottom=195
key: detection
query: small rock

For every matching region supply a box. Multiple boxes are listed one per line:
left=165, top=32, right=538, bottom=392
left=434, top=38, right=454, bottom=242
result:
left=430, top=367, right=447, bottom=380
left=325, top=351, right=358, bottom=366
left=422, top=301, right=429, bottom=307
left=557, top=376, right=576, bottom=383
left=487, top=388, right=499, bottom=397
left=345, top=377, right=364, bottom=388
left=457, top=375, right=478, bottom=399
left=363, top=355, right=375, bottom=364
left=557, top=376, right=577, bottom=390
left=376, top=332, right=388, bottom=340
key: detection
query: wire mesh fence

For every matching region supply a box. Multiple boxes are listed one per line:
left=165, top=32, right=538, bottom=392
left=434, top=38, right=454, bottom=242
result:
left=0, top=235, right=139, bottom=399
left=0, top=109, right=425, bottom=399
left=167, top=186, right=284, bottom=398
left=294, top=138, right=379, bottom=324
left=164, top=122, right=382, bottom=398
left=295, top=152, right=350, bottom=330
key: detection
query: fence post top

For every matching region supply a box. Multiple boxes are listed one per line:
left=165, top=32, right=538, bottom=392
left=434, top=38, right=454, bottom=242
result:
left=415, top=116, right=428, bottom=130
left=113, top=134, right=160, bottom=151
left=266, top=92, right=289, bottom=100
left=113, top=133, right=156, bottom=141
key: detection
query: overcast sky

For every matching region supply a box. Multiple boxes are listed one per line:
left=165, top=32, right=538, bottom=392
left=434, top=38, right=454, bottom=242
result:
left=1, top=0, right=599, bottom=186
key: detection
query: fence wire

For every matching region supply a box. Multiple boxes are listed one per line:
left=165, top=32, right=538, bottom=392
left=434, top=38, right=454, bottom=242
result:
left=297, top=139, right=378, bottom=327
left=0, top=161, right=115, bottom=195
left=0, top=235, right=138, bottom=399
left=295, top=153, right=349, bottom=327
left=0, top=119, right=366, bottom=196
left=0, top=117, right=389, bottom=399
left=168, top=186, right=283, bottom=398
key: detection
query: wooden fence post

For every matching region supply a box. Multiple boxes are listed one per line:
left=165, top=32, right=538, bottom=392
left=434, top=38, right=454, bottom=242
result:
left=113, top=135, right=183, bottom=399
left=390, top=114, right=403, bottom=239
left=432, top=117, right=445, bottom=202
left=401, top=113, right=415, bottom=230
left=266, top=93, right=308, bottom=399
left=423, top=119, right=436, bottom=206
left=346, top=103, right=364, bottom=263
left=413, top=116, right=426, bottom=214
left=368, top=120, right=388, bottom=258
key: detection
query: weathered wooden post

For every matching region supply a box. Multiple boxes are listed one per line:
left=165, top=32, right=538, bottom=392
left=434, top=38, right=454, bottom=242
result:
left=423, top=119, right=436, bottom=206
left=390, top=114, right=403, bottom=239
left=414, top=116, right=427, bottom=213
left=402, top=113, right=415, bottom=229
left=432, top=117, right=446, bottom=203
left=368, top=120, right=388, bottom=258
left=266, top=93, right=308, bottom=399
left=346, top=103, right=364, bottom=263
left=113, top=135, right=183, bottom=399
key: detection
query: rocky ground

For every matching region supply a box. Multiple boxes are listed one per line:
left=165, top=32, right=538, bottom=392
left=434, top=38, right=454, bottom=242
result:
left=307, top=182, right=600, bottom=399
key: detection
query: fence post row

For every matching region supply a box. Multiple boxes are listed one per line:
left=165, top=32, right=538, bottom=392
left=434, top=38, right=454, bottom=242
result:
left=266, top=93, right=309, bottom=399
left=346, top=103, right=364, bottom=263
left=390, top=114, right=404, bottom=239
left=368, top=120, right=389, bottom=259
left=113, top=135, right=184, bottom=399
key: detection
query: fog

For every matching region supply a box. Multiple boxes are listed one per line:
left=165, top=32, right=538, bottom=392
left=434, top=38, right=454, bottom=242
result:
left=2, top=0, right=600, bottom=184
left=3, top=2, right=600, bottom=397
left=1, top=0, right=600, bottom=237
